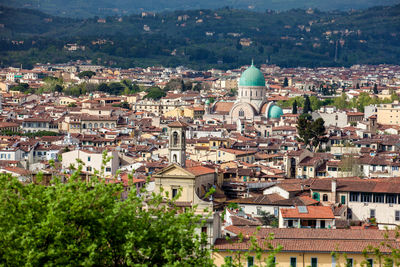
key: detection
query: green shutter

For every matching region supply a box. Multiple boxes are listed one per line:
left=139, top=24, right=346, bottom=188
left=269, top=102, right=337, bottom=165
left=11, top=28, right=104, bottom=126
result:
left=313, top=192, right=320, bottom=201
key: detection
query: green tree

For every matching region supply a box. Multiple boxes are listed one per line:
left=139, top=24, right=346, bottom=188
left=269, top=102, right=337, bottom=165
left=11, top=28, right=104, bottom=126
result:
left=144, top=86, right=166, bottom=100
left=0, top=165, right=213, bottom=265
left=259, top=211, right=278, bottom=227
left=283, top=77, right=288, bottom=87
left=12, top=83, right=31, bottom=93
left=303, top=95, right=312, bottom=114
left=373, top=84, right=378, bottom=94
left=333, top=93, right=349, bottom=110
left=297, top=114, right=327, bottom=152
left=78, top=71, right=96, bottom=79
left=292, top=100, right=298, bottom=114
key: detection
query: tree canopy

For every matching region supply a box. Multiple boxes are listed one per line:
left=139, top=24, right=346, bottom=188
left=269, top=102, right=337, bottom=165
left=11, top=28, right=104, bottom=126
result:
left=144, top=86, right=166, bottom=100
left=297, top=114, right=327, bottom=151
left=0, top=168, right=212, bottom=265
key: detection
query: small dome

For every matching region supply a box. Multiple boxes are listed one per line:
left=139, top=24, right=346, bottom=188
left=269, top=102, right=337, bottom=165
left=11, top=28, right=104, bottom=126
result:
left=268, top=105, right=283, bottom=119
left=239, top=64, right=265, bottom=87
left=205, top=99, right=211, bottom=105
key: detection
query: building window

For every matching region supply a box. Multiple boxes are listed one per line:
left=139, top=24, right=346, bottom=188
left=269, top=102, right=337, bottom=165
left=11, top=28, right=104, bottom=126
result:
left=346, top=258, right=353, bottom=267
left=256, top=207, right=262, bottom=215
left=311, top=257, right=318, bottom=267
left=370, top=209, right=376, bottom=218
left=172, top=188, right=178, bottom=198
left=350, top=192, right=359, bottom=202
left=387, top=194, right=397, bottom=204
left=86, top=167, right=92, bottom=172
left=323, top=194, right=328, bottom=201
left=239, top=109, right=244, bottom=117
left=395, top=211, right=400, bottom=221
left=373, top=193, right=385, bottom=203
left=274, top=207, right=279, bottom=217
left=105, top=167, right=111, bottom=172
left=247, top=256, right=254, bottom=267
left=361, top=193, right=372, bottom=202
left=173, top=131, right=178, bottom=146
left=173, top=154, right=177, bottom=163
left=88, top=156, right=91, bottom=162
left=341, top=195, right=346, bottom=204
left=201, top=226, right=207, bottom=234
left=367, top=258, right=373, bottom=267
left=290, top=257, right=297, bottom=267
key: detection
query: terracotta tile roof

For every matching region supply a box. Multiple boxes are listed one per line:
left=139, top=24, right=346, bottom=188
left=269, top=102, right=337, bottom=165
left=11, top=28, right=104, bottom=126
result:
left=227, top=193, right=285, bottom=205
left=281, top=206, right=334, bottom=219
left=216, top=227, right=398, bottom=253
left=168, top=120, right=188, bottom=127
left=219, top=148, right=256, bottom=156
left=185, top=165, right=215, bottom=176
left=310, top=178, right=400, bottom=194
left=213, top=101, right=234, bottom=114
left=230, top=215, right=262, bottom=226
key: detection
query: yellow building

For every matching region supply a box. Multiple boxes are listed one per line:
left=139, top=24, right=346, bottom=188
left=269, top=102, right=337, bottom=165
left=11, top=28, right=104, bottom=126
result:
left=213, top=227, right=397, bottom=267
left=377, top=101, right=400, bottom=125
left=216, top=148, right=256, bottom=164
left=164, top=105, right=205, bottom=119
left=59, top=96, right=77, bottom=106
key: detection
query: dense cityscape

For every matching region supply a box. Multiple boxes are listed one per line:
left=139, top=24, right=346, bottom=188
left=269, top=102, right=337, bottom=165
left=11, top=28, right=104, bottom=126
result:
left=1, top=60, right=400, bottom=265
left=2, top=0, right=400, bottom=265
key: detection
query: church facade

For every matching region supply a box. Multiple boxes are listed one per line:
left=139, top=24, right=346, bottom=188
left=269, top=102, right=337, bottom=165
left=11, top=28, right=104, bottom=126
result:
left=152, top=120, right=221, bottom=245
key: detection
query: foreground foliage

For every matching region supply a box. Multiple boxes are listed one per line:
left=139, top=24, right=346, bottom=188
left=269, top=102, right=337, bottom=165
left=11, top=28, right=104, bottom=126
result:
left=0, top=173, right=213, bottom=266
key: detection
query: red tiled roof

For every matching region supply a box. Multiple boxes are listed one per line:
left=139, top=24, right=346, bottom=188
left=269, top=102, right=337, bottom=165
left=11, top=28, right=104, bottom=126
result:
left=217, top=227, right=398, bottom=253
left=185, top=165, right=215, bottom=176
left=281, top=206, right=334, bottom=219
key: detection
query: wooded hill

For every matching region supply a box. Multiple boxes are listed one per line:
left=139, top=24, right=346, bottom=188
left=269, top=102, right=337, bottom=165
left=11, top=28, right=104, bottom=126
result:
left=1, top=5, right=399, bottom=69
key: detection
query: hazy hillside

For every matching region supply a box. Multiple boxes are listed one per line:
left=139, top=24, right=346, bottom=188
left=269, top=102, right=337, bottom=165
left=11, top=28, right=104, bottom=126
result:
left=1, top=5, right=400, bottom=69
left=3, top=0, right=400, bottom=18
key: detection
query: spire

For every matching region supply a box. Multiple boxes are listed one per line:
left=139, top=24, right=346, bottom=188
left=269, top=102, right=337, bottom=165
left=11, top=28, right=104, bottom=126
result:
left=251, top=59, right=254, bottom=66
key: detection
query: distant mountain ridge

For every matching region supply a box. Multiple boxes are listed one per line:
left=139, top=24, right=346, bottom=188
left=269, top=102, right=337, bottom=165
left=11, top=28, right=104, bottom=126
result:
left=3, top=0, right=400, bottom=18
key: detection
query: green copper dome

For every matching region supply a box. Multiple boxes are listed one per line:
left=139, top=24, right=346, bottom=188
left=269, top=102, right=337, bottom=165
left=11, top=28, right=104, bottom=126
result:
left=239, top=64, right=265, bottom=87
left=268, top=105, right=283, bottom=119
left=205, top=99, right=211, bottom=105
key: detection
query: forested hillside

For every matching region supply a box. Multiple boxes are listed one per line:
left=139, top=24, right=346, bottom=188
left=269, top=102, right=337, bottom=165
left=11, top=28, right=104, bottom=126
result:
left=1, top=5, right=400, bottom=69
left=3, top=0, right=399, bottom=18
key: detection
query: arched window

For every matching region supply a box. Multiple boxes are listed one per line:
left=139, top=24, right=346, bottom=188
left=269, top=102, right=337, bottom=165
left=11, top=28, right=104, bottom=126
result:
left=100, top=123, right=104, bottom=128
left=323, top=194, right=328, bottom=201
left=94, top=123, right=98, bottom=128
left=105, top=123, right=109, bottom=128
left=173, top=131, right=179, bottom=146
left=250, top=91, right=252, bottom=97
left=88, top=123, right=92, bottom=129
left=173, top=154, right=177, bottom=162
left=239, top=109, right=244, bottom=117
left=82, top=124, right=86, bottom=129
left=111, top=123, right=115, bottom=128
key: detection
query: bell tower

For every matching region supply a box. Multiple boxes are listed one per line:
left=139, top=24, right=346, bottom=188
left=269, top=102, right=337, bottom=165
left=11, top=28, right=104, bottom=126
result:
left=168, top=120, right=187, bottom=167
